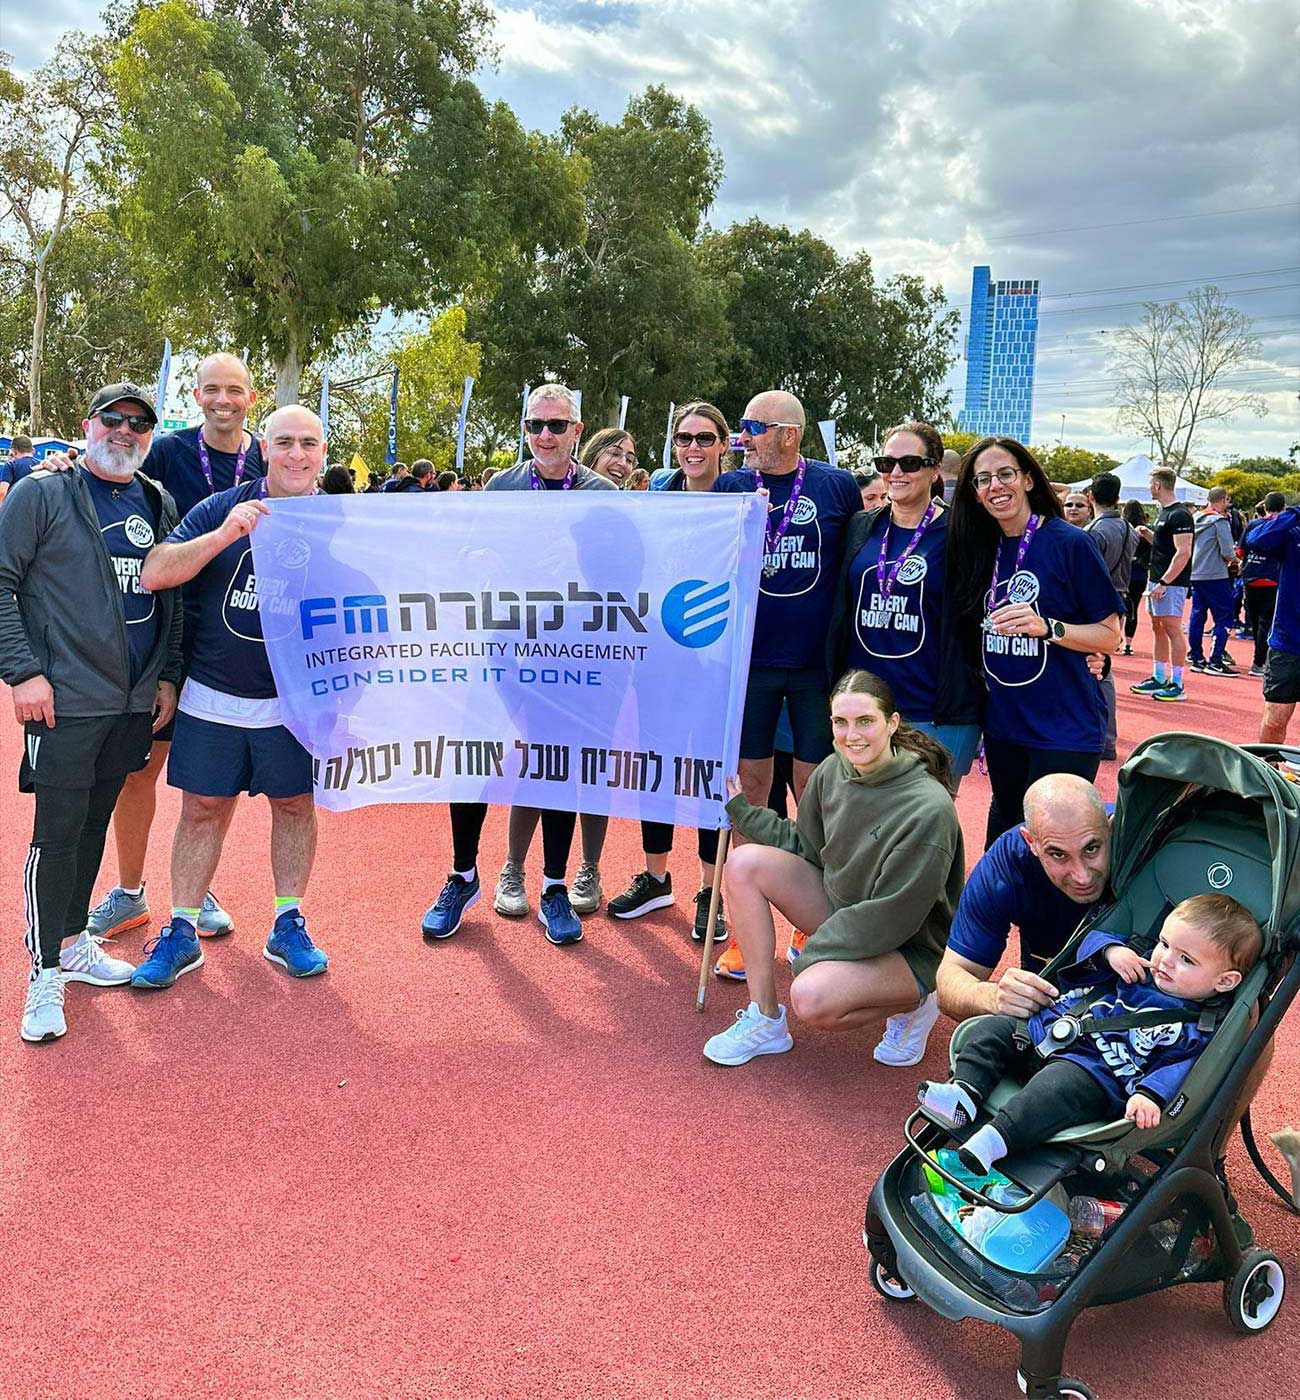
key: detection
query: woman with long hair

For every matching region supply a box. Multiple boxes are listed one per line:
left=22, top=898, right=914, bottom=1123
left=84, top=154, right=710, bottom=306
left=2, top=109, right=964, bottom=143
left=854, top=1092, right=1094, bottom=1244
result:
left=702, top=670, right=964, bottom=1068
left=948, top=437, right=1121, bottom=848
left=611, top=403, right=733, bottom=941
left=580, top=428, right=638, bottom=487
left=1121, top=499, right=1150, bottom=655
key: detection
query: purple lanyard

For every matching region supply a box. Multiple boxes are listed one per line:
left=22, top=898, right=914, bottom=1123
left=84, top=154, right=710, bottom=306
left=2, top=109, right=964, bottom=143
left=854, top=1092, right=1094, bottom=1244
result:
left=764, top=456, right=807, bottom=556
left=529, top=458, right=576, bottom=491
left=197, top=428, right=249, bottom=495
left=988, top=513, right=1041, bottom=610
left=875, top=501, right=938, bottom=600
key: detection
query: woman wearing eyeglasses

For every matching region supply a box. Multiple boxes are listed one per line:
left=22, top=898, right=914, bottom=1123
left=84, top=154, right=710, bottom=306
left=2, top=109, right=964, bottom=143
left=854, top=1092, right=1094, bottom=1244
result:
left=609, top=403, right=733, bottom=939
left=948, top=437, right=1121, bottom=848
left=580, top=429, right=638, bottom=487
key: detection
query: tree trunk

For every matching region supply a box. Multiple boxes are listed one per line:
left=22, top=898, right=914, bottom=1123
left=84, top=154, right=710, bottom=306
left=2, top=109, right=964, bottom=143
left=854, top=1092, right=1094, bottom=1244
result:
left=28, top=254, right=48, bottom=434
left=275, top=335, right=301, bottom=406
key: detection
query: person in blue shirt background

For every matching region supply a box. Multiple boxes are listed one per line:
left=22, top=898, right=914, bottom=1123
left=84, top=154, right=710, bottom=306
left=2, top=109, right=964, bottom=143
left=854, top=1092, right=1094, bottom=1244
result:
left=0, top=434, right=39, bottom=506
left=1247, top=498, right=1300, bottom=745
left=947, top=437, right=1120, bottom=848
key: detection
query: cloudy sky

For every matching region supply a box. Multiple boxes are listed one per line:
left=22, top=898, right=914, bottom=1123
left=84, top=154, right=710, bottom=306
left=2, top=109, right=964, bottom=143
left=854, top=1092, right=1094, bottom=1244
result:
left=4, top=0, right=1298, bottom=463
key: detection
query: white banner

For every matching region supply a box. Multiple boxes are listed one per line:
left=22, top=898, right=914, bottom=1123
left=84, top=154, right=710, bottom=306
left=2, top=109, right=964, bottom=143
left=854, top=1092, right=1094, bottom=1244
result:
left=249, top=494, right=766, bottom=823
left=662, top=401, right=675, bottom=471
left=454, top=374, right=473, bottom=477
left=618, top=395, right=629, bottom=430
left=819, top=418, right=837, bottom=469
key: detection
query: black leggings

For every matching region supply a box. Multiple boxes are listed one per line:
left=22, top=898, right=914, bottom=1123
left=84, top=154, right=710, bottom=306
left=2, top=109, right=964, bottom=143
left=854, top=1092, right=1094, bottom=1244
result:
left=1124, top=572, right=1148, bottom=641
left=448, top=802, right=576, bottom=881
left=955, top=1015, right=1114, bottom=1156
left=26, top=777, right=127, bottom=975
left=1244, top=587, right=1277, bottom=669
left=640, top=821, right=720, bottom=864
left=983, top=738, right=1101, bottom=849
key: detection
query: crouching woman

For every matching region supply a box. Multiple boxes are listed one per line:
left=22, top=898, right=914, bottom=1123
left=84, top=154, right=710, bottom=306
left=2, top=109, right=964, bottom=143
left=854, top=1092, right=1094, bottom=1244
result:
left=703, top=669, right=964, bottom=1067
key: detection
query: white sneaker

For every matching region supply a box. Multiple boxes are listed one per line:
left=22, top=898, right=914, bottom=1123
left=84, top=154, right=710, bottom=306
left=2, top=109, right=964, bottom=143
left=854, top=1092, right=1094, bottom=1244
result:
left=570, top=861, right=603, bottom=915
left=703, top=1001, right=794, bottom=1066
left=59, top=930, right=135, bottom=986
left=494, top=860, right=530, bottom=917
left=21, top=969, right=66, bottom=1043
left=873, top=992, right=941, bottom=1066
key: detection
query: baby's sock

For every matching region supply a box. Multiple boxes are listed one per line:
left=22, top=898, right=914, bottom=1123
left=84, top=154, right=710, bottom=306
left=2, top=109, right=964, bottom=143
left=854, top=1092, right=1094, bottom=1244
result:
left=917, top=1080, right=980, bottom=1129
left=958, top=1124, right=1009, bottom=1175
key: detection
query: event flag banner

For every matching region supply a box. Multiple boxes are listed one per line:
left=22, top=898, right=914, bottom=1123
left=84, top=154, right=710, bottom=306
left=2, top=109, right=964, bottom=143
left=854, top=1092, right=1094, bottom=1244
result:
left=619, top=396, right=629, bottom=430
left=319, top=365, right=330, bottom=441
left=386, top=367, right=399, bottom=465
left=455, top=375, right=473, bottom=477
left=662, top=402, right=675, bottom=471
left=819, top=418, right=838, bottom=469
left=154, top=338, right=172, bottom=418
left=250, top=494, right=766, bottom=824
left=517, top=383, right=530, bottom=460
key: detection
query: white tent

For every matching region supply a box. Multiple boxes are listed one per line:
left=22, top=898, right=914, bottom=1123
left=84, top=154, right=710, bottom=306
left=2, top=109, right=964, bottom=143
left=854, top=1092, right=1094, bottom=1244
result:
left=1095, top=452, right=1209, bottom=504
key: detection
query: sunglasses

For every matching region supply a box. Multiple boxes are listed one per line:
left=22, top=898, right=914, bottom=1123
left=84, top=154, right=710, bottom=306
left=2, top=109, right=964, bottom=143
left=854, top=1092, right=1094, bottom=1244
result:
left=524, top=418, right=574, bottom=435
left=673, top=431, right=720, bottom=447
left=95, top=408, right=152, bottom=434
left=736, top=419, right=799, bottom=436
left=872, top=454, right=935, bottom=474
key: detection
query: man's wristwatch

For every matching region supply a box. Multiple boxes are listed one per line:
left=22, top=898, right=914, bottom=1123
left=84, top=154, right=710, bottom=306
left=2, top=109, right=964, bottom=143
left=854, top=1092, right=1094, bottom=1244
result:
left=1044, top=617, right=1066, bottom=643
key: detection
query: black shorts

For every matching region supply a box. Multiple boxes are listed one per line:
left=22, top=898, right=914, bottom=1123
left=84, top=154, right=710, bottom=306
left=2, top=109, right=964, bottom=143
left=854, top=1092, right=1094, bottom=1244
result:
left=739, top=665, right=832, bottom=764
left=19, top=713, right=154, bottom=793
left=1263, top=647, right=1300, bottom=705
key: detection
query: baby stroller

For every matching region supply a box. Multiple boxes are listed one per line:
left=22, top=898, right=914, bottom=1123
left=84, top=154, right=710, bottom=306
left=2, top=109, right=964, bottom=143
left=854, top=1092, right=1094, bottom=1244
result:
left=864, top=734, right=1300, bottom=1400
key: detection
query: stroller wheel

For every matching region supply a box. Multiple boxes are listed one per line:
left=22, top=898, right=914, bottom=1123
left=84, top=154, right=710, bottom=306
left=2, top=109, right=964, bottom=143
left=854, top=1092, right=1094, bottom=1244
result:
left=1224, top=1248, right=1286, bottom=1333
left=869, top=1258, right=916, bottom=1301
left=1016, top=1372, right=1096, bottom=1400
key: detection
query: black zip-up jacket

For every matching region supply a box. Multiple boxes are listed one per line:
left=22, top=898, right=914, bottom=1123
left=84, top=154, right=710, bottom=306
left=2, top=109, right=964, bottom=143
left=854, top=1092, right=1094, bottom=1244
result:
left=0, top=468, right=183, bottom=716
left=826, top=505, right=984, bottom=727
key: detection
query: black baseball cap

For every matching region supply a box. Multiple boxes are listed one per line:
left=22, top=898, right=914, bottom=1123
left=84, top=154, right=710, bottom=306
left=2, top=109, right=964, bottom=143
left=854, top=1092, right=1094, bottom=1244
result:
left=87, top=382, right=158, bottom=425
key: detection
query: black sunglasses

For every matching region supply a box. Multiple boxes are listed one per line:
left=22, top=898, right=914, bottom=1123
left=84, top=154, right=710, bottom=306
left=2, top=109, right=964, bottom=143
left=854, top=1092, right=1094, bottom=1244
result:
left=524, top=418, right=574, bottom=435
left=95, top=408, right=153, bottom=434
left=872, top=454, right=935, bottom=474
left=673, top=431, right=719, bottom=447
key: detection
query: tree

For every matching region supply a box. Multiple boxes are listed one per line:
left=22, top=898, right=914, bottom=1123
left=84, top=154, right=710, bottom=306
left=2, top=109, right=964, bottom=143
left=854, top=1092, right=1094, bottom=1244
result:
left=0, top=37, right=112, bottom=432
left=1210, top=467, right=1300, bottom=508
left=1034, top=444, right=1120, bottom=483
left=1223, top=455, right=1293, bottom=476
left=1111, top=285, right=1267, bottom=471
left=108, top=0, right=584, bottom=403
left=468, top=85, right=731, bottom=455
left=698, top=219, right=958, bottom=448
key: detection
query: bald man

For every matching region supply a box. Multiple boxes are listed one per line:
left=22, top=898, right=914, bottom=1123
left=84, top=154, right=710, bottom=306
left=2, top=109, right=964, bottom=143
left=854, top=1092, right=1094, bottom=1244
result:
left=940, top=448, right=962, bottom=504
left=936, top=774, right=1112, bottom=1021
left=131, top=405, right=328, bottom=987
left=82, top=352, right=265, bottom=944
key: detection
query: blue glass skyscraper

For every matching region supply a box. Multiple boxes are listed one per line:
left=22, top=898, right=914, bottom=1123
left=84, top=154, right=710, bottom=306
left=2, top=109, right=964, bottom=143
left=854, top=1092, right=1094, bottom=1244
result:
left=960, top=266, right=1039, bottom=442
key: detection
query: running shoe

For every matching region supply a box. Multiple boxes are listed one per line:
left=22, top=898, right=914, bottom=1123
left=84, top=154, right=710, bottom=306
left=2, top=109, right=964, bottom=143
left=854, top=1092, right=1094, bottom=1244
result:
left=422, top=873, right=481, bottom=939
left=1250, top=664, right=1266, bottom=678
left=1121, top=643, right=1133, bottom=657
left=86, top=885, right=150, bottom=939
left=1187, top=658, right=1208, bottom=673
left=494, top=860, right=529, bottom=917
left=59, top=930, right=134, bottom=986
left=786, top=927, right=809, bottom=967
left=539, top=886, right=583, bottom=945
left=1207, top=657, right=1238, bottom=676
left=1129, top=675, right=1166, bottom=695
left=1152, top=681, right=1187, bottom=703
left=197, top=890, right=234, bottom=938
left=130, top=922, right=203, bottom=989
left=703, top=1002, right=793, bottom=1066
left=609, top=871, right=675, bottom=919
left=263, top=912, right=328, bottom=977
left=21, top=969, right=66, bottom=1043
left=713, top=941, right=746, bottom=980
left=570, top=861, right=604, bottom=915
left=691, top=888, right=728, bottom=944
left=873, top=992, right=941, bottom=1066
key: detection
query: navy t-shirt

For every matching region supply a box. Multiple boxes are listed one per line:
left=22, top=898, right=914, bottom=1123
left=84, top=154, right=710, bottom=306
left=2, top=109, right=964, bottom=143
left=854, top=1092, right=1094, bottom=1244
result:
left=947, top=827, right=1101, bottom=974
left=166, top=480, right=277, bottom=699
left=845, top=508, right=947, bottom=722
left=82, top=468, right=159, bottom=686
left=714, top=459, right=861, bottom=669
left=982, top=516, right=1116, bottom=753
left=144, top=427, right=266, bottom=520
left=1, top=454, right=38, bottom=489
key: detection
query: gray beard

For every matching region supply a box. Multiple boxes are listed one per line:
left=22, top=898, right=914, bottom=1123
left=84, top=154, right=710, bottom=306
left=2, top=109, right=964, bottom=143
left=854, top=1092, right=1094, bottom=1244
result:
left=85, top=437, right=144, bottom=482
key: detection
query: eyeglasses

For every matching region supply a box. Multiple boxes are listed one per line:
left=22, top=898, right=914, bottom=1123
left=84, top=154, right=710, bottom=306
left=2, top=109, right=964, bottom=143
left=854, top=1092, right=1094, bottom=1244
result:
left=673, top=431, right=720, bottom=447
left=736, top=419, right=799, bottom=436
left=524, top=418, right=574, bottom=435
left=603, top=447, right=638, bottom=463
left=973, top=466, right=1023, bottom=491
left=872, top=454, right=935, bottom=474
left=94, top=409, right=153, bottom=434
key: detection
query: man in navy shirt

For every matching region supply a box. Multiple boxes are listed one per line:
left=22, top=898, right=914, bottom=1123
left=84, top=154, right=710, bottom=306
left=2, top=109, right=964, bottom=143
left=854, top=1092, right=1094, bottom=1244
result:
left=131, top=404, right=329, bottom=989
left=0, top=434, right=38, bottom=505
left=1248, top=501, right=1300, bottom=744
left=936, top=774, right=1111, bottom=1021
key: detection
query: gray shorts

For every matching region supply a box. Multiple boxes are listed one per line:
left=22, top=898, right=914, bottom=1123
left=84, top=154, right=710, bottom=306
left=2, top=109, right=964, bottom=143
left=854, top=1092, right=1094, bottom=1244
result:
left=1147, top=584, right=1188, bottom=618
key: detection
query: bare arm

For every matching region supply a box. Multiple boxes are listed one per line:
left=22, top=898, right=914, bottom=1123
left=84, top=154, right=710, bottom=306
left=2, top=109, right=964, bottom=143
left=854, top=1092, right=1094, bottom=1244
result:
left=937, top=948, right=1060, bottom=1022
left=988, top=604, right=1121, bottom=655
left=140, top=498, right=268, bottom=591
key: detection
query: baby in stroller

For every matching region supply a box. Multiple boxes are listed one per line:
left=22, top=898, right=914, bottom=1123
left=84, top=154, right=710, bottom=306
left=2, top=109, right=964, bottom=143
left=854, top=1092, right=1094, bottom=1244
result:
left=918, top=894, right=1262, bottom=1176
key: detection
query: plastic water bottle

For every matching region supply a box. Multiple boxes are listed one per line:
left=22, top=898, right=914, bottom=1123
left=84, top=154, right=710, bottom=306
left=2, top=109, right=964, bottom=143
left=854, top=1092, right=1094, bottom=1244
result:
left=1067, top=1196, right=1125, bottom=1238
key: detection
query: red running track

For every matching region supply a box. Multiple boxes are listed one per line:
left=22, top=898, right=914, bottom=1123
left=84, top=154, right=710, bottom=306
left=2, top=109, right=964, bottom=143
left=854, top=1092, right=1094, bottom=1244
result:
left=1, top=634, right=1297, bottom=1400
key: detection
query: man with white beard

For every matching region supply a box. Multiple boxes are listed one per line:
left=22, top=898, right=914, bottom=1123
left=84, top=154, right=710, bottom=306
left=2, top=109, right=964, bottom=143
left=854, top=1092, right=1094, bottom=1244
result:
left=0, top=383, right=183, bottom=1042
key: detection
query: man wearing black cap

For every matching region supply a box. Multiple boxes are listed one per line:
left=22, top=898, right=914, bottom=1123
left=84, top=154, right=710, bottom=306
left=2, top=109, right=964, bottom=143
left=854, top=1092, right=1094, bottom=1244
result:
left=0, top=383, right=183, bottom=1042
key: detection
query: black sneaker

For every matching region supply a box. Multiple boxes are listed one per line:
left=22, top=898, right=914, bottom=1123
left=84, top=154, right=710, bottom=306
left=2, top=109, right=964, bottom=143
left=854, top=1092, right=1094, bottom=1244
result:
left=1187, top=658, right=1208, bottom=673
left=1207, top=657, right=1239, bottom=676
left=692, top=888, right=728, bottom=944
left=608, top=871, right=675, bottom=919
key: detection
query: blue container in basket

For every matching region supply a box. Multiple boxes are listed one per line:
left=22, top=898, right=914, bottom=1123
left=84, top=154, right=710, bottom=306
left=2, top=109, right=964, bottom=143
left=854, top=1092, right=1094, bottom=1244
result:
left=978, top=1198, right=1071, bottom=1274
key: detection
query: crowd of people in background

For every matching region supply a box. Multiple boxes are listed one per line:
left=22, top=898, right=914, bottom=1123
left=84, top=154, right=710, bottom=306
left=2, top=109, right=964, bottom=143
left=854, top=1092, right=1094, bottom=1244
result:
left=1, top=354, right=1297, bottom=1065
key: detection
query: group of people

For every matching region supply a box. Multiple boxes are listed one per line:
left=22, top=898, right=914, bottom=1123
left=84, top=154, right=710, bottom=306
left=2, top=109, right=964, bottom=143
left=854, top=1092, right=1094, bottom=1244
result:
left=2, top=356, right=1297, bottom=1070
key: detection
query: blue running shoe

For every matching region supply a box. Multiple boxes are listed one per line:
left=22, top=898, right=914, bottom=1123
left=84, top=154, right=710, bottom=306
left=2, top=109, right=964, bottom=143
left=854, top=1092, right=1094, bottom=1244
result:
left=130, top=921, right=203, bottom=989
left=263, top=912, right=328, bottom=977
left=538, top=885, right=583, bottom=946
left=422, top=873, right=481, bottom=939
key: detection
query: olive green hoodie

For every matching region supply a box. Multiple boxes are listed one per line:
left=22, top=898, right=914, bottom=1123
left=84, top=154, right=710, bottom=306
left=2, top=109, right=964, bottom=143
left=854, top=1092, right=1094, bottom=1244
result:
left=725, top=749, right=964, bottom=991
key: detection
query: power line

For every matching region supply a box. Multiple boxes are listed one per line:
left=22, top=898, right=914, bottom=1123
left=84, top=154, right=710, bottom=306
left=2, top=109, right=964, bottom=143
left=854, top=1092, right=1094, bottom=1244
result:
left=979, top=200, right=1300, bottom=244
left=1033, top=267, right=1300, bottom=304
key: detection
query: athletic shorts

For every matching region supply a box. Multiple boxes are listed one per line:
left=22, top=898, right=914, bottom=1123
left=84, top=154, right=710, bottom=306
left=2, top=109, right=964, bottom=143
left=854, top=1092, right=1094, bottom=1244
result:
left=1263, top=647, right=1300, bottom=705
left=19, top=713, right=153, bottom=793
left=168, top=711, right=313, bottom=799
left=1146, top=584, right=1188, bottom=618
left=740, top=666, right=832, bottom=764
